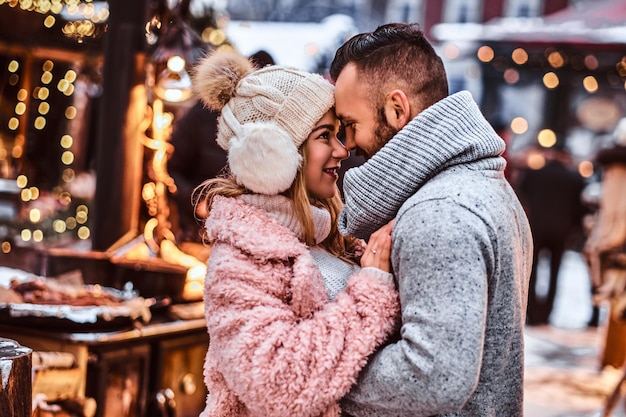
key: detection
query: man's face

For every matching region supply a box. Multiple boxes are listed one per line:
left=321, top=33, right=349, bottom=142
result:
left=334, top=63, right=396, bottom=159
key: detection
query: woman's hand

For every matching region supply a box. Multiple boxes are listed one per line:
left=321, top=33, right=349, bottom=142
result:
left=361, top=220, right=394, bottom=272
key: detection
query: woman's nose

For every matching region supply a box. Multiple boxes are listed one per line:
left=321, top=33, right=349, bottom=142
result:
left=333, top=138, right=350, bottom=161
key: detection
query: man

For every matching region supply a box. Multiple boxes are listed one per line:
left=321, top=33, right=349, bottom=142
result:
left=330, top=23, right=533, bottom=416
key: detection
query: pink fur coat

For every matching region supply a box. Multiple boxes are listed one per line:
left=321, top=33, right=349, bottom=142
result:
left=200, top=195, right=399, bottom=417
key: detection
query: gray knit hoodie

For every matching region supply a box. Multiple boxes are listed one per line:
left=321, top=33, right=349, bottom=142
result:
left=339, top=91, right=533, bottom=417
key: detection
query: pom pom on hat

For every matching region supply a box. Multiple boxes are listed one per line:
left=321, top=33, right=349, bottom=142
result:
left=192, top=50, right=254, bottom=111
left=229, top=122, right=302, bottom=195
left=192, top=49, right=335, bottom=195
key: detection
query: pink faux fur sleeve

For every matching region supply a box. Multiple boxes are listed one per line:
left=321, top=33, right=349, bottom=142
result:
left=203, top=241, right=400, bottom=417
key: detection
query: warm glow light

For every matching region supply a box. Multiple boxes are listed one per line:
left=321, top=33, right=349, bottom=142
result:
left=20, top=189, right=31, bottom=202
left=8, top=117, right=19, bottom=130
left=65, top=106, right=77, bottom=119
left=82, top=3, right=96, bottom=17
left=167, top=56, right=186, bottom=73
left=30, top=187, right=39, bottom=199
left=543, top=72, right=559, bottom=89
left=53, top=220, right=67, bottom=233
left=59, top=192, right=71, bottom=205
left=527, top=151, right=546, bottom=170
left=187, top=264, right=207, bottom=281
left=66, top=217, right=77, bottom=229
left=77, top=226, right=90, bottom=240
left=38, top=102, right=50, bottom=115
left=511, top=117, right=528, bottom=134
left=63, top=84, right=75, bottom=96
left=17, top=89, right=27, bottom=101
left=61, top=151, right=75, bottom=165
left=38, top=87, right=50, bottom=100
left=512, top=48, right=528, bottom=65
left=8, top=60, right=19, bottom=72
left=21, top=229, right=32, bottom=242
left=29, top=209, right=41, bottom=223
left=60, top=135, right=73, bottom=148
left=477, top=45, right=494, bottom=63
left=504, top=68, right=519, bottom=84
left=579, top=160, right=594, bottom=178
left=1, top=241, right=11, bottom=254
left=537, top=129, right=557, bottom=147
left=62, top=168, right=75, bottom=183
left=547, top=51, right=565, bottom=68
left=51, top=2, right=63, bottom=14
left=42, top=60, right=53, bottom=72
left=16, top=175, right=27, bottom=188
left=58, top=79, right=70, bottom=92
left=204, top=28, right=227, bottom=46
left=444, top=43, right=461, bottom=60
left=76, top=210, right=88, bottom=224
left=41, top=71, right=53, bottom=84
left=65, top=70, right=77, bottom=82
left=583, top=76, right=599, bottom=93
left=15, top=102, right=26, bottom=115
left=12, top=145, right=23, bottom=159
left=38, top=1, right=51, bottom=13
left=44, top=15, right=56, bottom=28
left=34, top=116, right=47, bottom=130
left=584, top=55, right=599, bottom=70
left=33, top=230, right=44, bottom=242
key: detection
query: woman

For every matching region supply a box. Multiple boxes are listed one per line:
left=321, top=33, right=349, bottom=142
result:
left=192, top=50, right=399, bottom=417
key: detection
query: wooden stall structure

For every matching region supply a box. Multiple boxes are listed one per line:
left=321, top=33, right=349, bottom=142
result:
left=0, top=338, right=32, bottom=417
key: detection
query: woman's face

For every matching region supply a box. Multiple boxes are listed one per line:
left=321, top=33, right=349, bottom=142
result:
left=304, top=110, right=349, bottom=199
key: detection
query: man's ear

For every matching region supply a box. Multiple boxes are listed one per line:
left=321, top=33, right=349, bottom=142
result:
left=383, top=89, right=411, bottom=130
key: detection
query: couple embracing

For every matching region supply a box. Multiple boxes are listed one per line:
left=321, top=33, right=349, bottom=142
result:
left=191, top=22, right=532, bottom=417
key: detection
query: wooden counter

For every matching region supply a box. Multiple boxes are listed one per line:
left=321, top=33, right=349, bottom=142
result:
left=0, top=316, right=208, bottom=417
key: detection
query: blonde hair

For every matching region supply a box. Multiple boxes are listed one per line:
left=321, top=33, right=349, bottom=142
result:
left=192, top=148, right=360, bottom=264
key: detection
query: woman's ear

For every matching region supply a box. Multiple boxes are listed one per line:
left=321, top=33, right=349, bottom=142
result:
left=383, top=89, right=411, bottom=130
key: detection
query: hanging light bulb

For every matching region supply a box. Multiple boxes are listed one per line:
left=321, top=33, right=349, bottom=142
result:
left=148, top=1, right=207, bottom=104
left=154, top=55, right=193, bottom=103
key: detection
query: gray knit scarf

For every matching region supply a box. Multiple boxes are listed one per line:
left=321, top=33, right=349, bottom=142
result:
left=339, top=91, right=506, bottom=239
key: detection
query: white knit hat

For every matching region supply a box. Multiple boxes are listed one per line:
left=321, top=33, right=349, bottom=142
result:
left=192, top=50, right=335, bottom=195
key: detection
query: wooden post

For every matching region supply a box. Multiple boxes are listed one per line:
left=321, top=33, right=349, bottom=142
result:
left=601, top=296, right=626, bottom=368
left=0, top=338, right=33, bottom=417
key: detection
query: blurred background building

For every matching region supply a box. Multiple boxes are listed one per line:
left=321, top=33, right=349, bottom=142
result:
left=0, top=0, right=623, bottom=252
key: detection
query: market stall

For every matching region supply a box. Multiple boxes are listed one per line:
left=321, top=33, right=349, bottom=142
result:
left=0, top=1, right=226, bottom=415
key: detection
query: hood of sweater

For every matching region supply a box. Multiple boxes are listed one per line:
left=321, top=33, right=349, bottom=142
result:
left=339, top=91, right=506, bottom=239
left=206, top=194, right=331, bottom=260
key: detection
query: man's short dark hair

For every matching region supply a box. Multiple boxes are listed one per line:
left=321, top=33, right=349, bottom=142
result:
left=330, top=23, right=449, bottom=111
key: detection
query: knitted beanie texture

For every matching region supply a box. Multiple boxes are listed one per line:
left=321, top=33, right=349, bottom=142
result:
left=193, top=50, right=334, bottom=195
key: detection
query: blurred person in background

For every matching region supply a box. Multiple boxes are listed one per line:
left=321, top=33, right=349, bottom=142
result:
left=516, top=145, right=588, bottom=326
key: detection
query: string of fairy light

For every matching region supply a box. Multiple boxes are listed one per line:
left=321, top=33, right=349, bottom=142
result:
left=0, top=0, right=106, bottom=253
left=0, top=1, right=233, bottom=254
left=1, top=57, right=91, bottom=253
left=441, top=40, right=626, bottom=178
left=0, top=0, right=109, bottom=42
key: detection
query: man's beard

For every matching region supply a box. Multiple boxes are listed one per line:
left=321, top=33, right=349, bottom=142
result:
left=360, top=109, right=398, bottom=159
